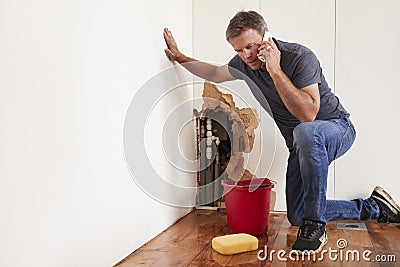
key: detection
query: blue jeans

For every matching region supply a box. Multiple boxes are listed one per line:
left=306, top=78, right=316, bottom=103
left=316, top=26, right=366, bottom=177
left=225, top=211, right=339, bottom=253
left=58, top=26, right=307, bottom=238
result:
left=286, top=118, right=380, bottom=226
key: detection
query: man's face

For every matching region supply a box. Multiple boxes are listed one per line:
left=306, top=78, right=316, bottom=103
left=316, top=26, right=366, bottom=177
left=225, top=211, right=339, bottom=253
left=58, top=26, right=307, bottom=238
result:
left=228, top=28, right=264, bottom=70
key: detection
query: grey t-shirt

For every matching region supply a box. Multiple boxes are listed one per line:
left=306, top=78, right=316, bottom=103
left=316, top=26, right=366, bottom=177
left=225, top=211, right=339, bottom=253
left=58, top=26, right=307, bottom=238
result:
left=228, top=38, right=349, bottom=149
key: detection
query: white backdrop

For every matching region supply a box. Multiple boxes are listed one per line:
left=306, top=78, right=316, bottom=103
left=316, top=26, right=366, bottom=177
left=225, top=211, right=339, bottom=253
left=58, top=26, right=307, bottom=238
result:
left=335, top=0, right=400, bottom=200
left=0, top=1, right=194, bottom=266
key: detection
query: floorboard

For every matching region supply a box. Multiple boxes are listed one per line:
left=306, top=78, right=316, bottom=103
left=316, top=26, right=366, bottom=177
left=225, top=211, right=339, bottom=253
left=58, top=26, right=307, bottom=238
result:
left=115, top=210, right=400, bottom=267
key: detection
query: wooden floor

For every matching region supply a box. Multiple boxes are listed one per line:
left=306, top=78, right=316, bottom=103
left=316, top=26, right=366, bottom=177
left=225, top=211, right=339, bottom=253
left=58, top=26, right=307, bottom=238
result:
left=116, top=210, right=400, bottom=267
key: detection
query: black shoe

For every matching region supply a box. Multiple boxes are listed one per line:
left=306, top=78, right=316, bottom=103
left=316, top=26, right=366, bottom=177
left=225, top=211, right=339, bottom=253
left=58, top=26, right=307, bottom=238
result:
left=371, top=186, right=400, bottom=223
left=292, top=220, right=328, bottom=254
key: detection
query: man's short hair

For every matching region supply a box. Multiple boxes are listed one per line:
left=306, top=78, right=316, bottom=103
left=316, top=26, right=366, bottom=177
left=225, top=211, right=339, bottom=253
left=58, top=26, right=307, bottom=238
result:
left=226, top=10, right=268, bottom=41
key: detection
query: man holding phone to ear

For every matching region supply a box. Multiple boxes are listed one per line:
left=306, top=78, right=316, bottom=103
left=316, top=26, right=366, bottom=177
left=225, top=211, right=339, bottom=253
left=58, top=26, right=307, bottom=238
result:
left=163, top=10, right=400, bottom=254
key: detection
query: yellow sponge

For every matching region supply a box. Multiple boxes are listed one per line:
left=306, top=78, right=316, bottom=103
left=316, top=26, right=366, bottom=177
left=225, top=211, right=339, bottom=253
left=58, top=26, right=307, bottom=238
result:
left=211, top=233, right=258, bottom=255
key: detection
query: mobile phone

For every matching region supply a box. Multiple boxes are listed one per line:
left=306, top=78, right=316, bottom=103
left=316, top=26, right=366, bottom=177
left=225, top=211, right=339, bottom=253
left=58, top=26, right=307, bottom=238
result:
left=258, top=32, right=273, bottom=62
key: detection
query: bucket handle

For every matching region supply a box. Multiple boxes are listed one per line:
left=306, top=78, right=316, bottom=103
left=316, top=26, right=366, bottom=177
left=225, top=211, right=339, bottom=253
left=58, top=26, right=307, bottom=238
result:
left=221, top=179, right=277, bottom=188
left=238, top=179, right=277, bottom=188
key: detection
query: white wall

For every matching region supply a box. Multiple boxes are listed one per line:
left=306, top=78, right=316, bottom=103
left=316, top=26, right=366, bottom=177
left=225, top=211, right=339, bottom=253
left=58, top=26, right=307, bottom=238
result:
left=335, top=0, right=400, bottom=201
left=0, top=1, right=194, bottom=266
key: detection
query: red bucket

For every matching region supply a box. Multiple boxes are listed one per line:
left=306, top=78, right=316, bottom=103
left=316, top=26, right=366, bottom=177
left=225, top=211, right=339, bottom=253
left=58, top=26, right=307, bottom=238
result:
left=222, top=178, right=274, bottom=235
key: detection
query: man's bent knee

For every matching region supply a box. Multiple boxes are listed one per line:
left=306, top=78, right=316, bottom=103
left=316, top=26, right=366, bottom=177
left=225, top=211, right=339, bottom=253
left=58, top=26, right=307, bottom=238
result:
left=293, top=122, right=317, bottom=150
